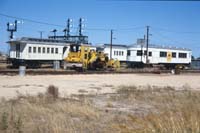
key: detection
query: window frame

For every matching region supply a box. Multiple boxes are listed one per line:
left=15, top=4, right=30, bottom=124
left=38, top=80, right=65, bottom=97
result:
left=42, top=47, right=45, bottom=53
left=38, top=47, right=41, bottom=53
left=160, top=51, right=167, bottom=57
left=51, top=48, right=54, bottom=54
left=55, top=48, right=58, bottom=54
left=47, top=48, right=50, bottom=53
left=28, top=47, right=32, bottom=53
left=119, top=51, right=121, bottom=56
left=33, top=47, right=36, bottom=53
left=179, top=53, right=187, bottom=58
left=127, top=50, right=131, bottom=56
left=172, top=52, right=176, bottom=58
left=137, top=50, right=142, bottom=56
left=149, top=51, right=152, bottom=57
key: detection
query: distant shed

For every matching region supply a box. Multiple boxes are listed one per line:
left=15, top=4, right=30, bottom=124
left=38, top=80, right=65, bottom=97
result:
left=191, top=59, right=200, bottom=69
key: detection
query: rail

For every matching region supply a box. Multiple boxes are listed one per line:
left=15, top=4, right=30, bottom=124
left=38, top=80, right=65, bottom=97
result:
left=0, top=68, right=200, bottom=76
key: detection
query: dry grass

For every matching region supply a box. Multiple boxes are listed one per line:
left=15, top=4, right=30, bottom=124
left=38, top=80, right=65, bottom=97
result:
left=111, top=85, right=200, bottom=132
left=0, top=85, right=200, bottom=132
left=0, top=86, right=103, bottom=133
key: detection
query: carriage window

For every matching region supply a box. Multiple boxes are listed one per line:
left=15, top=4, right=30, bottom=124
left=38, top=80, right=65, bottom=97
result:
left=119, top=51, right=121, bottom=56
left=33, top=47, right=36, bottom=53
left=38, top=47, right=41, bottom=53
left=55, top=48, right=58, bottom=54
left=149, top=52, right=152, bottom=56
left=47, top=48, right=50, bottom=53
left=29, top=47, right=32, bottom=53
left=172, top=52, right=176, bottom=58
left=144, top=51, right=147, bottom=55
left=122, top=51, right=124, bottom=56
left=142, top=50, right=151, bottom=56
left=43, top=47, right=45, bottom=53
left=51, top=48, right=54, bottom=53
left=160, top=51, right=167, bottom=57
left=127, top=50, right=131, bottom=56
left=137, top=50, right=142, bottom=56
left=179, top=53, right=187, bottom=58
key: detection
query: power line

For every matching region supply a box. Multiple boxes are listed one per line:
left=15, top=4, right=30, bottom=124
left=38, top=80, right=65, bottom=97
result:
left=1, top=12, right=199, bottom=35
left=0, top=13, right=145, bottom=32
left=152, top=26, right=200, bottom=34
left=152, top=30, right=188, bottom=46
left=0, top=13, right=65, bottom=27
left=84, top=28, right=110, bottom=31
left=153, top=32, right=200, bottom=48
left=116, top=26, right=145, bottom=31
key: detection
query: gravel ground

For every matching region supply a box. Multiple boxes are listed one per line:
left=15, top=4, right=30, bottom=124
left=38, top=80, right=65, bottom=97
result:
left=0, top=73, right=200, bottom=99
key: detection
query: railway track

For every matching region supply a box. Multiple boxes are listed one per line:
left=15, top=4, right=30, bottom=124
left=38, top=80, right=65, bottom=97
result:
left=0, top=68, right=200, bottom=75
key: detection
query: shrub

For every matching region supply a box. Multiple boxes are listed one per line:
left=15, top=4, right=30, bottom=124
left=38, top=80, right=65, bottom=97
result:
left=46, top=85, right=59, bottom=99
left=0, top=112, right=9, bottom=130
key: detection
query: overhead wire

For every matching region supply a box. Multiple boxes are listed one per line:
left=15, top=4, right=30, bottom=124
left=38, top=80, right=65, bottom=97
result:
left=0, top=13, right=65, bottom=27
left=151, top=29, right=190, bottom=47
left=0, top=12, right=145, bottom=32
left=1, top=12, right=199, bottom=46
left=152, top=26, right=200, bottom=34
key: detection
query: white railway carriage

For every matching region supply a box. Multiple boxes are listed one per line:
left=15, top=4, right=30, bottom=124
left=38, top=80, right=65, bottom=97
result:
left=127, top=44, right=192, bottom=68
left=97, top=44, right=127, bottom=62
left=8, top=37, right=70, bottom=67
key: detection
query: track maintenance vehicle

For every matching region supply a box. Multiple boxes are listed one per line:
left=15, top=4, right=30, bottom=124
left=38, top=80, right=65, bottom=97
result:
left=64, top=44, right=120, bottom=71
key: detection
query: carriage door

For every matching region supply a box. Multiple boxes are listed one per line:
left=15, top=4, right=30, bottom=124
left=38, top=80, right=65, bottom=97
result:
left=16, top=44, right=20, bottom=59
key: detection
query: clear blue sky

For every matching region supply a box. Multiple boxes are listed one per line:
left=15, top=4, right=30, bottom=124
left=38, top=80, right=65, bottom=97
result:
left=0, top=0, right=200, bottom=57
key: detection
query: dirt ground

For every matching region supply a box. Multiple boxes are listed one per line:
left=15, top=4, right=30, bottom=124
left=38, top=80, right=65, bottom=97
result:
left=0, top=73, right=200, bottom=99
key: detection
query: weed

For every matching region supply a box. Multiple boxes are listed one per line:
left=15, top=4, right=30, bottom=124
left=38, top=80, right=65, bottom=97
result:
left=0, top=112, right=9, bottom=130
left=14, top=116, right=23, bottom=133
left=0, top=85, right=199, bottom=132
left=46, top=85, right=59, bottom=99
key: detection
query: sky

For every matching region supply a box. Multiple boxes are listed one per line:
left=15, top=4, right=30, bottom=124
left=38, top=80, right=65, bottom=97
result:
left=0, top=0, right=200, bottom=57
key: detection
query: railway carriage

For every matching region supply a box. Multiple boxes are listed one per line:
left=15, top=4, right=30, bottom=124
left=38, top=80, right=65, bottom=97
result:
left=98, top=43, right=191, bottom=69
left=8, top=37, right=70, bottom=67
left=7, top=37, right=192, bottom=69
left=127, top=44, right=192, bottom=68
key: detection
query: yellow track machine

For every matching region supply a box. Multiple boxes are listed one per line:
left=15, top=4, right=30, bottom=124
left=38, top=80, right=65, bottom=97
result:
left=64, top=44, right=120, bottom=71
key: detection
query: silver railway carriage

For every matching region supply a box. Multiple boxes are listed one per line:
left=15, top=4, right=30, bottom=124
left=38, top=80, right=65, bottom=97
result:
left=98, top=43, right=192, bottom=69
left=127, top=44, right=192, bottom=68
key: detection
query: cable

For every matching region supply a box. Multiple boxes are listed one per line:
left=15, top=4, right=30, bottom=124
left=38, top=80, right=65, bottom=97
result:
left=84, top=28, right=111, bottom=31
left=152, top=31, right=179, bottom=44
left=0, top=13, right=65, bottom=27
left=0, top=13, right=110, bottom=31
left=116, top=26, right=145, bottom=31
left=152, top=30, right=189, bottom=46
left=0, top=13, right=146, bottom=32
left=152, top=26, right=200, bottom=34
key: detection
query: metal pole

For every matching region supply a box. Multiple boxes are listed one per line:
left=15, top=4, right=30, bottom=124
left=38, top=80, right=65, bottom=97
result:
left=79, top=18, right=82, bottom=36
left=39, top=31, right=44, bottom=39
left=141, top=35, right=145, bottom=62
left=146, top=26, right=149, bottom=64
left=40, top=32, right=42, bottom=39
left=110, top=30, right=113, bottom=59
left=67, top=18, right=70, bottom=37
